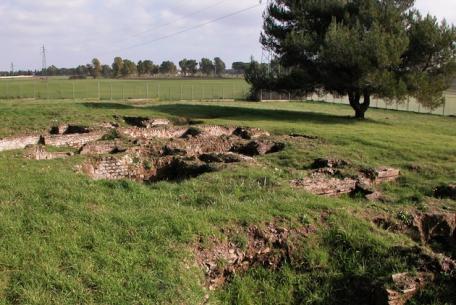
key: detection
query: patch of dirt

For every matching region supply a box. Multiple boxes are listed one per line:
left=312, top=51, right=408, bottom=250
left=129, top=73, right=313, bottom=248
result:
left=196, top=222, right=316, bottom=290
left=373, top=211, right=456, bottom=259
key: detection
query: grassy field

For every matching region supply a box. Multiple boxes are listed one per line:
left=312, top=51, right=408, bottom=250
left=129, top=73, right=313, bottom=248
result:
left=0, top=99, right=455, bottom=305
left=1, top=77, right=455, bottom=116
left=0, top=78, right=250, bottom=101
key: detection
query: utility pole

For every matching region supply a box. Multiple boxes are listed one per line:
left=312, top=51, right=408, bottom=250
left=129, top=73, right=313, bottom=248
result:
left=10, top=63, right=14, bottom=76
left=41, top=45, right=47, bottom=78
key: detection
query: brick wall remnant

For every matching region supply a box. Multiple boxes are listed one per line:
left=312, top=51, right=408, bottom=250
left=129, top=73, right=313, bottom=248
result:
left=24, top=145, right=73, bottom=160
left=43, top=131, right=106, bottom=148
left=0, top=135, right=42, bottom=152
left=79, top=141, right=126, bottom=155
left=118, top=127, right=189, bottom=140
left=80, top=155, right=135, bottom=180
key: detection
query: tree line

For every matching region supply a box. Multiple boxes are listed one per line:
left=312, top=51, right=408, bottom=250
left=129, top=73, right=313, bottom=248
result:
left=15, top=58, right=250, bottom=79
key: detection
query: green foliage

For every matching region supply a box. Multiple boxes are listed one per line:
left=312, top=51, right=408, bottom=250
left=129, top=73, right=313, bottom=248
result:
left=232, top=62, right=249, bottom=74
left=179, top=59, right=198, bottom=76
left=112, top=57, right=124, bottom=78
left=91, top=58, right=102, bottom=79
left=121, top=59, right=138, bottom=77
left=255, top=0, right=456, bottom=118
left=199, top=58, right=214, bottom=76
left=214, top=57, right=226, bottom=76
left=159, top=61, right=178, bottom=75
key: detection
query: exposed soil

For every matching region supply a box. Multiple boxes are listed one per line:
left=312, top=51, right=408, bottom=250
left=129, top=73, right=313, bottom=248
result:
left=373, top=210, right=456, bottom=259
left=195, top=221, right=316, bottom=290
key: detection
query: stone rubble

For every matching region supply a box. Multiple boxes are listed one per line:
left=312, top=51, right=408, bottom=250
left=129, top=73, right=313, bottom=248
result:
left=375, top=272, right=434, bottom=305
left=291, top=158, right=400, bottom=199
left=1, top=117, right=285, bottom=183
left=24, top=145, right=73, bottom=160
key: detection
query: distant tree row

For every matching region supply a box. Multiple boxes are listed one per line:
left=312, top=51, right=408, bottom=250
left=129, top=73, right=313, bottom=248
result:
left=26, top=57, right=250, bottom=79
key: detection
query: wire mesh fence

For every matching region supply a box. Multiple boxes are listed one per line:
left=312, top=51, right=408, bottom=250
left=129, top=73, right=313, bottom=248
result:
left=259, top=90, right=456, bottom=116
left=0, top=79, right=251, bottom=101
left=0, top=79, right=455, bottom=116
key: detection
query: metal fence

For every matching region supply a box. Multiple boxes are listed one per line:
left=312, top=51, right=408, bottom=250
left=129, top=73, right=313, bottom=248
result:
left=260, top=90, right=456, bottom=116
left=0, top=79, right=455, bottom=116
left=0, top=79, right=250, bottom=101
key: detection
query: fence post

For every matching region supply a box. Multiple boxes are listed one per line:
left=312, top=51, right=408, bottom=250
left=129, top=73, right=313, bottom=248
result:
left=407, top=98, right=410, bottom=111
left=442, top=100, right=446, bottom=116
left=96, top=81, right=100, bottom=100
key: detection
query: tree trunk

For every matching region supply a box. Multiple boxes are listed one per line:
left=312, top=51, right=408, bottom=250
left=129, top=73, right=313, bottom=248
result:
left=349, top=91, right=370, bottom=119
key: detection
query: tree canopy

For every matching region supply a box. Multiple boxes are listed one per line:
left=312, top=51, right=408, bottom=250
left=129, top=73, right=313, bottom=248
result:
left=250, top=0, right=456, bottom=118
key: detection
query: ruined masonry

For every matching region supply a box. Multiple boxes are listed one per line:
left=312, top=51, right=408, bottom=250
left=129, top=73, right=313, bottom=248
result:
left=0, top=118, right=285, bottom=183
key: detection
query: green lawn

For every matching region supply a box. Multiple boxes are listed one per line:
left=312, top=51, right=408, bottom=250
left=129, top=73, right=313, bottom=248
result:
left=0, top=78, right=250, bottom=101
left=0, top=99, right=455, bottom=305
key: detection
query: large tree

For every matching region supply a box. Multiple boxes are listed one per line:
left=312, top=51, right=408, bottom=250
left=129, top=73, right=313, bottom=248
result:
left=121, top=59, right=137, bottom=77
left=159, top=61, right=177, bottom=75
left=214, top=57, right=226, bottom=76
left=179, top=59, right=198, bottom=76
left=91, top=58, right=102, bottom=79
left=200, top=58, right=214, bottom=76
left=254, top=0, right=456, bottom=118
left=112, top=57, right=124, bottom=78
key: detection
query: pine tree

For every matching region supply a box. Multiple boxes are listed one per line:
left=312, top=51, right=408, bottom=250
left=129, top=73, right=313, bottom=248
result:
left=255, top=0, right=456, bottom=118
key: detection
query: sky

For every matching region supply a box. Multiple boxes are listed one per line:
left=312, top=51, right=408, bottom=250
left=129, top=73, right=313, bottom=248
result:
left=1, top=0, right=456, bottom=71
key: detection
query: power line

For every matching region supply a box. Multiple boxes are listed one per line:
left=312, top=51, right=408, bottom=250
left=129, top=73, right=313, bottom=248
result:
left=75, top=0, right=230, bottom=52
left=127, top=0, right=230, bottom=39
left=105, top=3, right=261, bottom=55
